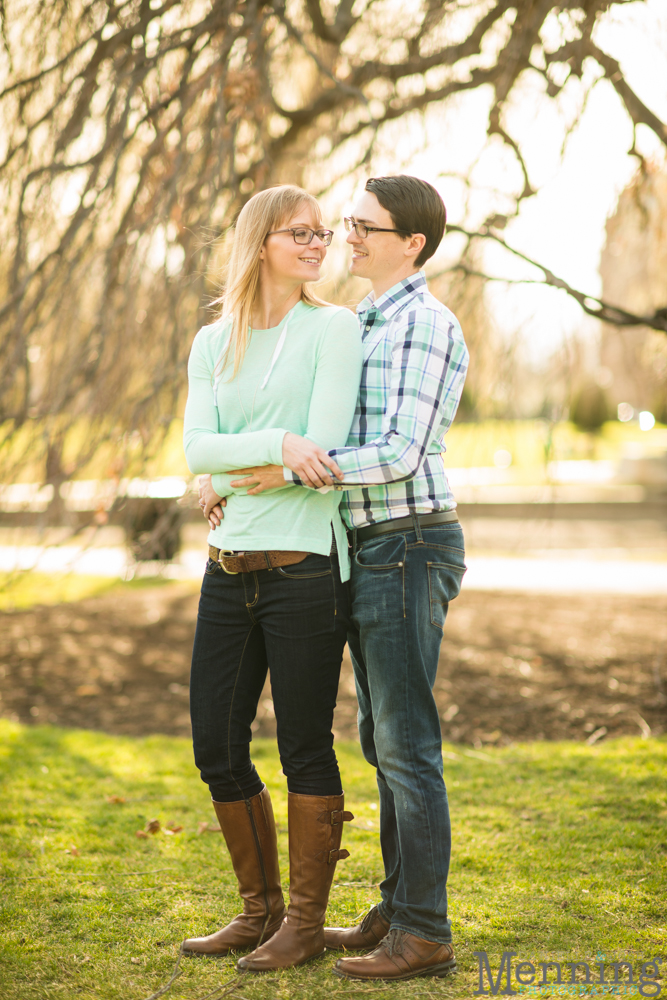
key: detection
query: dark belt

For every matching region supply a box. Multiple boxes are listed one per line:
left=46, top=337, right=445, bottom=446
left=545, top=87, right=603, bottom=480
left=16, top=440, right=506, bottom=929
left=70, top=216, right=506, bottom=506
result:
left=208, top=544, right=309, bottom=575
left=352, top=509, right=459, bottom=546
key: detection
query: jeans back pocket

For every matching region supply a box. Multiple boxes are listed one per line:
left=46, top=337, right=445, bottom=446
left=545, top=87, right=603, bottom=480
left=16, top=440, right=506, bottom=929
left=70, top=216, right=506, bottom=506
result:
left=427, top=560, right=466, bottom=631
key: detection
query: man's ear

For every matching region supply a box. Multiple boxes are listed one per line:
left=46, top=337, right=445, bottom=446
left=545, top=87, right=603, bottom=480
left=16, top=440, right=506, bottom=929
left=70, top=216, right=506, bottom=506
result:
left=404, top=233, right=426, bottom=260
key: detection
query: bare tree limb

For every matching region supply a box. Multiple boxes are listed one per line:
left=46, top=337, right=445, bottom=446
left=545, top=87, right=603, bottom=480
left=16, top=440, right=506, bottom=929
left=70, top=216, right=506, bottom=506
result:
left=1, top=0, right=665, bottom=492
left=447, top=224, right=667, bottom=333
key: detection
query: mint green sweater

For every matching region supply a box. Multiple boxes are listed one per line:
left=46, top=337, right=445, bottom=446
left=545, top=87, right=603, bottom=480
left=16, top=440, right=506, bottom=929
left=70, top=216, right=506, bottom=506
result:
left=183, top=300, right=363, bottom=580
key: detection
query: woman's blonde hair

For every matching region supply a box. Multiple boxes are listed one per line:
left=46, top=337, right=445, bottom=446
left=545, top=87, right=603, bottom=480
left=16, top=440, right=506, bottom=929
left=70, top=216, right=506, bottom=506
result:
left=215, top=185, right=328, bottom=380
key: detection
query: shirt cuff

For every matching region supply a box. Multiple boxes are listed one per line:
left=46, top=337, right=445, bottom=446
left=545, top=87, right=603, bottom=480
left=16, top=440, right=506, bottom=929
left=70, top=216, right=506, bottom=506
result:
left=281, top=466, right=332, bottom=493
left=269, top=429, right=289, bottom=466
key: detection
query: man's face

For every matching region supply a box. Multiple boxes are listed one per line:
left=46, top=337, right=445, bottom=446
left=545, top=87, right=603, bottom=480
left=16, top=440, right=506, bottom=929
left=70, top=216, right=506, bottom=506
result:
left=346, top=191, right=411, bottom=281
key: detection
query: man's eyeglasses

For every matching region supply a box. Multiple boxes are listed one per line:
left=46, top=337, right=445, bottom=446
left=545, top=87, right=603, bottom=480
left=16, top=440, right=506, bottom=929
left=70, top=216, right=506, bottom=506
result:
left=267, top=227, right=334, bottom=246
left=344, top=217, right=411, bottom=239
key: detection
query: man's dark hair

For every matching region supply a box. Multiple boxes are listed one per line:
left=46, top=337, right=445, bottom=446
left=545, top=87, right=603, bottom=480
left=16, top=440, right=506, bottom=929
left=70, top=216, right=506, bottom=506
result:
left=365, top=175, right=446, bottom=269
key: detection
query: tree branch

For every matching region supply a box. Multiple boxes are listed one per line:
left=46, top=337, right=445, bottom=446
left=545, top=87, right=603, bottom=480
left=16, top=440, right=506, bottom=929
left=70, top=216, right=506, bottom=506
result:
left=587, top=40, right=667, bottom=147
left=447, top=224, right=667, bottom=333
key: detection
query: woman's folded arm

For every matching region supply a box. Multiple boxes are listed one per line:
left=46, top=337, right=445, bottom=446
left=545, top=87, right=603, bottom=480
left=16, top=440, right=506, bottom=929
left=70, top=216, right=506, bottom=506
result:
left=183, top=329, right=288, bottom=474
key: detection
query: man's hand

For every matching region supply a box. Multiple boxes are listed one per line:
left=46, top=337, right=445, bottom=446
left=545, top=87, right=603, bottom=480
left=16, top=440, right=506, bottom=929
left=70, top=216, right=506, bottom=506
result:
left=281, top=432, right=344, bottom=489
left=198, top=474, right=226, bottom=529
left=229, top=465, right=286, bottom=495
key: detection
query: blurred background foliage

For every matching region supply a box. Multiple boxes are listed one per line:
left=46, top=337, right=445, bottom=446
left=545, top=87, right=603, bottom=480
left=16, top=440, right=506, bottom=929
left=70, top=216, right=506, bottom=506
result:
left=0, top=0, right=666, bottom=514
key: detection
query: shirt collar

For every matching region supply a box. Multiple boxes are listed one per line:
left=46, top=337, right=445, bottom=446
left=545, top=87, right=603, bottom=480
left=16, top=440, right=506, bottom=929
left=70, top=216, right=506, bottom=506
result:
left=356, top=270, right=427, bottom=319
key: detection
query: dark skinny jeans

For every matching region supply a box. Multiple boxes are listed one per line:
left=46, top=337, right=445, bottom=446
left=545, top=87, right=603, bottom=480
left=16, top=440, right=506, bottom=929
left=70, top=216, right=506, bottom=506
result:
left=189, top=552, right=350, bottom=802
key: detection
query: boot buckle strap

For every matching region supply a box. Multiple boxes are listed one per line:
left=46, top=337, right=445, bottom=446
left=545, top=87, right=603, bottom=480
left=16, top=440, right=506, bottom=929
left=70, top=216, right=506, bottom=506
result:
left=315, top=848, right=350, bottom=864
left=321, top=809, right=354, bottom=826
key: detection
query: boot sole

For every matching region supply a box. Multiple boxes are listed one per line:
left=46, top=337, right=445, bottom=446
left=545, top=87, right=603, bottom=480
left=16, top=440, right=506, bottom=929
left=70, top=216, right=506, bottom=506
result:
left=183, top=950, right=232, bottom=959
left=238, top=949, right=327, bottom=974
left=181, top=923, right=284, bottom=959
left=333, top=959, right=457, bottom=981
left=182, top=940, right=275, bottom=959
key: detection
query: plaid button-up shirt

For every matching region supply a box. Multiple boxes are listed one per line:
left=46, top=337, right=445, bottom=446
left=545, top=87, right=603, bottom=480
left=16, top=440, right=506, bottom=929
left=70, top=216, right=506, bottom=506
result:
left=329, top=270, right=468, bottom=529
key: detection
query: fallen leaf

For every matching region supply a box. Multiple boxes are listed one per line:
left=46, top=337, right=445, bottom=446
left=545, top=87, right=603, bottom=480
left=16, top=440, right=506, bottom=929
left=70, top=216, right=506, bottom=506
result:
left=75, top=684, right=101, bottom=697
left=166, top=824, right=183, bottom=834
left=135, top=830, right=149, bottom=839
left=198, top=821, right=221, bottom=834
left=131, top=957, right=142, bottom=964
left=66, top=846, right=80, bottom=856
left=107, top=795, right=125, bottom=805
left=145, top=819, right=161, bottom=834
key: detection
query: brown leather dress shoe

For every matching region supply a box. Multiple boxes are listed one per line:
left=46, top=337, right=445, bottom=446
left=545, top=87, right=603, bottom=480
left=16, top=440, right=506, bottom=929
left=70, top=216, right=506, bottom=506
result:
left=324, top=905, right=390, bottom=950
left=333, top=928, right=456, bottom=981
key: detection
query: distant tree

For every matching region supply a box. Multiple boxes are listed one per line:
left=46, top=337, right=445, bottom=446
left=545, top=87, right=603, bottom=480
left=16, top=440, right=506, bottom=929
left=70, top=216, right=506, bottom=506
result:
left=1, top=0, right=666, bottom=493
left=570, top=381, right=610, bottom=433
left=600, top=161, right=667, bottom=413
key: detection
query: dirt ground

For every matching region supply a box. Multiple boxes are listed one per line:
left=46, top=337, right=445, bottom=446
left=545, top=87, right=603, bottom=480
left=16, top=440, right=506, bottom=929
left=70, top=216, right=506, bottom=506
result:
left=1, top=583, right=665, bottom=746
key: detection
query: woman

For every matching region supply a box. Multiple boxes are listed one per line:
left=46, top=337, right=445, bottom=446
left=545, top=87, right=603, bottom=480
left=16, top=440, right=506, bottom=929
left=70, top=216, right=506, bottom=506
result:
left=181, top=185, right=362, bottom=973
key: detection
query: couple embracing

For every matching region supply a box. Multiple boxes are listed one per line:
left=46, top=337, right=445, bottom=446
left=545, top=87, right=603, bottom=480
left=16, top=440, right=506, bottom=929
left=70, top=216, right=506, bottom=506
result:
left=181, top=175, right=468, bottom=981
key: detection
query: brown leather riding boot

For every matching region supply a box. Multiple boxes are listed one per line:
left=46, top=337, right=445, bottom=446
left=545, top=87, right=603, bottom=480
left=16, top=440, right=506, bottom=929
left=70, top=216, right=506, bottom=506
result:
left=182, top=787, right=285, bottom=956
left=324, top=904, right=391, bottom=950
left=236, top=792, right=353, bottom=972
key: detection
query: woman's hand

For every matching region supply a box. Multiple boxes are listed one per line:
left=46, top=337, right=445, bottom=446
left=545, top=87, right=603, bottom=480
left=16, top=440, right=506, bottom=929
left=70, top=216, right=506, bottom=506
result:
left=198, top=474, right=226, bottom=529
left=229, top=465, right=287, bottom=495
left=281, top=432, right=344, bottom=489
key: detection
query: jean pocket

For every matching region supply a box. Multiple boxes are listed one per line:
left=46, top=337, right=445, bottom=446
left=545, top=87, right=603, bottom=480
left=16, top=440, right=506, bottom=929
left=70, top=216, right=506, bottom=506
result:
left=427, top=560, right=466, bottom=631
left=354, top=533, right=406, bottom=571
left=277, top=554, right=332, bottom=579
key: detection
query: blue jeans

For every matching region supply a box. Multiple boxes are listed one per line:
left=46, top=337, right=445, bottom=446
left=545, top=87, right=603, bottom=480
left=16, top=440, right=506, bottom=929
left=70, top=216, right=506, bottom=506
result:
left=347, top=520, right=466, bottom=944
left=190, top=552, right=350, bottom=802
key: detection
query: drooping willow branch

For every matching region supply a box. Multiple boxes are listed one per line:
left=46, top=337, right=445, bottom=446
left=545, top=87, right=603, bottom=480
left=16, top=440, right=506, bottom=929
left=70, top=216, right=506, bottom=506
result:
left=0, top=0, right=665, bottom=492
left=446, top=224, right=667, bottom=334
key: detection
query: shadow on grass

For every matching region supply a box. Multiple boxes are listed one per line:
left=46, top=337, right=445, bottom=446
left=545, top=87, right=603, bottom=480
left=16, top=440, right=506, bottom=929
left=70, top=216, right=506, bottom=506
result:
left=0, top=723, right=665, bottom=1000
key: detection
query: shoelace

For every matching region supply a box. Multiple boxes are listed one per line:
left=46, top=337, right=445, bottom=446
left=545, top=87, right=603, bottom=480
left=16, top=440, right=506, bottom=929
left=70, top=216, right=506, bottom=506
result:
left=381, top=928, right=407, bottom=957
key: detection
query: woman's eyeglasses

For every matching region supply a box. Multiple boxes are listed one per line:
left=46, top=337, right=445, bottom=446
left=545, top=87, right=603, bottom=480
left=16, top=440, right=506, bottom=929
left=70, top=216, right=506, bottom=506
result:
left=344, top=217, right=411, bottom=238
left=267, top=227, right=334, bottom=246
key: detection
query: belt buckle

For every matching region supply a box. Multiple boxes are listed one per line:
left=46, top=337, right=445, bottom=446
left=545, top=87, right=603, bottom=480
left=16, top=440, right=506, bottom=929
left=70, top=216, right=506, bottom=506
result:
left=219, top=550, right=239, bottom=575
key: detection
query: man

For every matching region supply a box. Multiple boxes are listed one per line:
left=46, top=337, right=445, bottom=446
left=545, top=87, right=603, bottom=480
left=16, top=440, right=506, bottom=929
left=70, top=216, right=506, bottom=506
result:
left=202, top=175, right=468, bottom=981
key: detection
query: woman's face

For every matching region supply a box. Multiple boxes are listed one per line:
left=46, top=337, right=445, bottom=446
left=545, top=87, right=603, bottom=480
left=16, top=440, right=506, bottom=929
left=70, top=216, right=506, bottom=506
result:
left=260, top=203, right=328, bottom=286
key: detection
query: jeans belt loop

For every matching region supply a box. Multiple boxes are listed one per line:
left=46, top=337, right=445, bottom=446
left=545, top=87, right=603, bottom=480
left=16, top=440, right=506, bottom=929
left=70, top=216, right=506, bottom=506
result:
left=410, top=509, right=424, bottom=544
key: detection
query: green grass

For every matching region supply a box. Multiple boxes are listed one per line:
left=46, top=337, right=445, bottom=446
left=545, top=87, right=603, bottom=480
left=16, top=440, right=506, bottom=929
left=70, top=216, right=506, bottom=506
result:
left=443, top=419, right=667, bottom=470
left=4, top=417, right=666, bottom=485
left=0, top=572, right=175, bottom=610
left=0, top=722, right=665, bottom=999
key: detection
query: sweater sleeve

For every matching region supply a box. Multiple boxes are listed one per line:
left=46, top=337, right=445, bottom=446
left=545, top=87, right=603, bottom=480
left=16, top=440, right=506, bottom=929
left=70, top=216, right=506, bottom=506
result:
left=209, top=310, right=360, bottom=496
left=301, top=308, right=363, bottom=451
left=183, top=328, right=288, bottom=474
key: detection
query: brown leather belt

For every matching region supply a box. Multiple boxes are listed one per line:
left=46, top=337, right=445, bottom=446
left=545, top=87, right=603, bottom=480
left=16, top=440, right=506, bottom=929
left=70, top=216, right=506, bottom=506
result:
left=208, top=544, right=309, bottom=575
